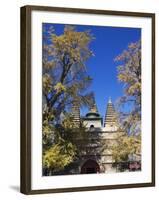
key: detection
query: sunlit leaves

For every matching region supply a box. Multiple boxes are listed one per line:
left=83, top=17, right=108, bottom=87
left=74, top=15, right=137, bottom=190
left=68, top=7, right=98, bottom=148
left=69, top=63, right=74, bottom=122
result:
left=54, top=82, right=66, bottom=94
left=42, top=25, right=94, bottom=119
left=112, top=135, right=141, bottom=162
left=115, top=40, right=141, bottom=135
left=51, top=25, right=93, bottom=65
left=42, top=74, right=53, bottom=94
left=42, top=113, right=90, bottom=172
left=112, top=40, right=142, bottom=162
left=43, top=143, right=76, bottom=171
left=42, top=25, right=94, bottom=173
left=115, top=40, right=141, bottom=101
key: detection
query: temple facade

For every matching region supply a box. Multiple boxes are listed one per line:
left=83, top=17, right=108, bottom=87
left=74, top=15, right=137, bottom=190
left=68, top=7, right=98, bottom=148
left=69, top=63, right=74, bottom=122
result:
left=72, top=98, right=125, bottom=174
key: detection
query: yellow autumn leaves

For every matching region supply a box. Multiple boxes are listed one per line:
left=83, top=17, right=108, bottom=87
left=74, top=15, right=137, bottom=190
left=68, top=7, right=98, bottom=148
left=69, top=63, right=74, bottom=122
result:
left=43, top=143, right=76, bottom=170
left=112, top=135, right=141, bottom=162
left=54, top=82, right=66, bottom=93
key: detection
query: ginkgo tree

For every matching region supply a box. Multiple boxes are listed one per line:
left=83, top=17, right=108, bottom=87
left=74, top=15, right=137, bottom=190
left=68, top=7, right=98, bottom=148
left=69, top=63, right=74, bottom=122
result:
left=115, top=40, right=141, bottom=136
left=112, top=40, right=141, bottom=167
left=112, top=134, right=141, bottom=164
left=43, top=25, right=94, bottom=121
left=42, top=25, right=95, bottom=174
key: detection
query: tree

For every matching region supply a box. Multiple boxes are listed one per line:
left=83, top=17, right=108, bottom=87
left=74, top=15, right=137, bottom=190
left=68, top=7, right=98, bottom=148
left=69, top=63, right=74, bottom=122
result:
left=115, top=40, right=141, bottom=135
left=43, top=25, right=94, bottom=123
left=111, top=40, right=141, bottom=166
left=43, top=113, right=93, bottom=174
left=43, top=143, right=76, bottom=174
left=112, top=134, right=141, bottom=163
left=42, top=25, right=95, bottom=174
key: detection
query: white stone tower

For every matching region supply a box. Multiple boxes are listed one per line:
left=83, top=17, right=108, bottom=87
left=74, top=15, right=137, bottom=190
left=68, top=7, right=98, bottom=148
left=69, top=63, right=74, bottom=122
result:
left=82, top=102, right=102, bottom=128
left=104, top=97, right=119, bottom=131
left=72, top=101, right=80, bottom=126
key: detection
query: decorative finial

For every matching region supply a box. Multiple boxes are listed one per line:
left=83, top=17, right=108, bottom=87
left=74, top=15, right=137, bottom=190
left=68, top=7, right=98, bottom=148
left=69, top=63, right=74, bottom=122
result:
left=108, top=96, right=112, bottom=104
left=90, top=102, right=98, bottom=113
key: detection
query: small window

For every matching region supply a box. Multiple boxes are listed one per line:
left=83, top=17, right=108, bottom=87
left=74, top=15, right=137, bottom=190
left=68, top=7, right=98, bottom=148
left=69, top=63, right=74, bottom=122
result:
left=90, top=124, right=95, bottom=131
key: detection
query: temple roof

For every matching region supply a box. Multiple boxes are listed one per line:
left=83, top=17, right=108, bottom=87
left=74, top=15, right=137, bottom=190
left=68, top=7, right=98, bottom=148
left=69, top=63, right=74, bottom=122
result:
left=85, top=103, right=101, bottom=118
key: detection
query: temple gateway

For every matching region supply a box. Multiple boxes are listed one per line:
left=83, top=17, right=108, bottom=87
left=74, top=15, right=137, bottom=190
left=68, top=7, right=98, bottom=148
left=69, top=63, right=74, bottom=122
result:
left=71, top=98, right=126, bottom=174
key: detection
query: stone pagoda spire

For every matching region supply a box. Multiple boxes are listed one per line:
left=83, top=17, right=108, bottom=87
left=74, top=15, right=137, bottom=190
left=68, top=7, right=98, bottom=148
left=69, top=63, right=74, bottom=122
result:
left=90, top=102, right=98, bottom=113
left=82, top=96, right=102, bottom=128
left=104, top=97, right=117, bottom=128
left=72, top=100, right=80, bottom=126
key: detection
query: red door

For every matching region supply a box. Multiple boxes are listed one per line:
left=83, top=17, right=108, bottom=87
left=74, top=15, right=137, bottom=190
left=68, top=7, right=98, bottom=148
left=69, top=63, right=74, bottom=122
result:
left=81, top=160, right=100, bottom=174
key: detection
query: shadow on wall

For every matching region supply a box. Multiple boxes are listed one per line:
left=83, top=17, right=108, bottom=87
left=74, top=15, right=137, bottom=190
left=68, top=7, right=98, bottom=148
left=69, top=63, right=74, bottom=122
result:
left=9, top=185, right=20, bottom=192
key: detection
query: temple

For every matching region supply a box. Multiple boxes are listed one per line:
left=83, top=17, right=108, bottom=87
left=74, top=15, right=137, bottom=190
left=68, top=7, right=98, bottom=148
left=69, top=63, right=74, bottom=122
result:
left=71, top=98, right=126, bottom=174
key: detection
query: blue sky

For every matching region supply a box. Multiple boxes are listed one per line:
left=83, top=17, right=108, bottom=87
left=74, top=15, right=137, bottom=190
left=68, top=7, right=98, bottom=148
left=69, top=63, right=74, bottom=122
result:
left=43, top=23, right=141, bottom=118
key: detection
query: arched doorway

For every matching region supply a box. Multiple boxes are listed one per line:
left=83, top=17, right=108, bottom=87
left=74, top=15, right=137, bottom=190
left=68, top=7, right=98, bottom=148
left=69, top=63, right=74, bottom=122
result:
left=81, top=159, right=100, bottom=174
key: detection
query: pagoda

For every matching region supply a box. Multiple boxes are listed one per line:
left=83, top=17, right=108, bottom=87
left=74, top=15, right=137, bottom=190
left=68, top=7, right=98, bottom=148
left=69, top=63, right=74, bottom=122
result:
left=104, top=97, right=119, bottom=131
